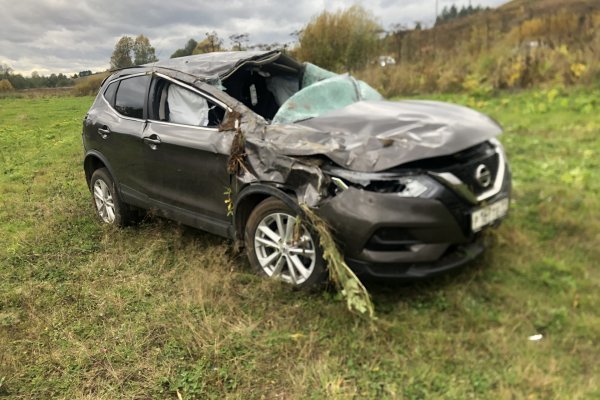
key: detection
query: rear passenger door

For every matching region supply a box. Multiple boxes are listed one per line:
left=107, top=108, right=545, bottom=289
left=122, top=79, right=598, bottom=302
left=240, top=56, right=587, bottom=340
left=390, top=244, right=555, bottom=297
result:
left=86, top=74, right=150, bottom=196
left=140, top=76, right=233, bottom=231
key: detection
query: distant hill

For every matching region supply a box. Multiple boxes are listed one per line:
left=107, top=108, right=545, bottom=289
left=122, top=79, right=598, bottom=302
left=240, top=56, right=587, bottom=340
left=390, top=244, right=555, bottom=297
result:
left=499, top=0, right=600, bottom=15
left=362, top=0, right=600, bottom=94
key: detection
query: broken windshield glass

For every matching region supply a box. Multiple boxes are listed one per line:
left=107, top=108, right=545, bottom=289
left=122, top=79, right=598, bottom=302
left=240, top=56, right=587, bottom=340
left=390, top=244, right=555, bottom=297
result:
left=272, top=73, right=383, bottom=125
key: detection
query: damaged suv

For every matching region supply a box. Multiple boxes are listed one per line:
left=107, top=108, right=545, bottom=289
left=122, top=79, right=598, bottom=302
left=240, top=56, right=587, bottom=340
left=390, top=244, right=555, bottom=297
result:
left=83, top=50, right=511, bottom=288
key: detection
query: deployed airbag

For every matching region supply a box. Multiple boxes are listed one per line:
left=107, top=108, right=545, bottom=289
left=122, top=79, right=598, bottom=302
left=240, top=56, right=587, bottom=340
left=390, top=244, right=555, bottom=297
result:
left=266, top=75, right=299, bottom=106
left=167, top=84, right=209, bottom=126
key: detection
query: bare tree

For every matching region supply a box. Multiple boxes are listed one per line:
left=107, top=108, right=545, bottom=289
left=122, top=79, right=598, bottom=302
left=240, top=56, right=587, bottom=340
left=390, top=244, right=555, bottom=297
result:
left=0, top=64, right=13, bottom=79
left=229, top=33, right=249, bottom=51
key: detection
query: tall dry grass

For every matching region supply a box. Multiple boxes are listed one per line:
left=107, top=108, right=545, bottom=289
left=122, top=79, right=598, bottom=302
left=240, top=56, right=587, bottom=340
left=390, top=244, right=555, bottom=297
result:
left=72, top=73, right=111, bottom=96
left=356, top=7, right=600, bottom=96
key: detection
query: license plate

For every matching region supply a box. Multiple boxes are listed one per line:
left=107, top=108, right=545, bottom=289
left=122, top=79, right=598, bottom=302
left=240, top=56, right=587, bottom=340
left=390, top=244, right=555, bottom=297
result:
left=471, top=198, right=509, bottom=232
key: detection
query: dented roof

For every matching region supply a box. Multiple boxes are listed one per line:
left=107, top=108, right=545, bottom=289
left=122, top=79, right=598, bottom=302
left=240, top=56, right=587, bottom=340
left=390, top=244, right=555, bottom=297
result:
left=143, top=50, right=282, bottom=79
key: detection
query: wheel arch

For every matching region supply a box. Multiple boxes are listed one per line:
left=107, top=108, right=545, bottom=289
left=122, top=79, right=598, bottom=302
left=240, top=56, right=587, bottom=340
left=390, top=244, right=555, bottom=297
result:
left=83, top=151, right=118, bottom=190
left=233, top=184, right=301, bottom=244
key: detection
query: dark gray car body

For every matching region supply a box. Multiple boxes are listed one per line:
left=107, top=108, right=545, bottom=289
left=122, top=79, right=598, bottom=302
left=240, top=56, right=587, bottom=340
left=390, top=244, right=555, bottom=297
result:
left=83, top=50, right=511, bottom=279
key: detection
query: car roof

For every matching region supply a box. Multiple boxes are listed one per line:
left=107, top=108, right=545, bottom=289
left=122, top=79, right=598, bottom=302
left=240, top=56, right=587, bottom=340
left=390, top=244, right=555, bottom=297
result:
left=140, top=50, right=282, bottom=79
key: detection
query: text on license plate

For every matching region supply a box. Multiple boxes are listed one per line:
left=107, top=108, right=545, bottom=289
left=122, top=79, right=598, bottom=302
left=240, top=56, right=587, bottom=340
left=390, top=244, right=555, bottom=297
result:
left=471, top=198, right=509, bottom=232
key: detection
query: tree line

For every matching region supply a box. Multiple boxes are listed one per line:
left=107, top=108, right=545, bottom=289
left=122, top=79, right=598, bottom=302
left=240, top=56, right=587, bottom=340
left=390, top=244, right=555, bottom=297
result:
left=435, top=4, right=487, bottom=26
left=0, top=65, right=75, bottom=91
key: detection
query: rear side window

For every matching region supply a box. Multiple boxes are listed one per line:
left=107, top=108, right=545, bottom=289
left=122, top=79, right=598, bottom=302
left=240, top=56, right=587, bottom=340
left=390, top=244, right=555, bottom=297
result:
left=114, top=75, right=150, bottom=119
left=103, top=81, right=118, bottom=106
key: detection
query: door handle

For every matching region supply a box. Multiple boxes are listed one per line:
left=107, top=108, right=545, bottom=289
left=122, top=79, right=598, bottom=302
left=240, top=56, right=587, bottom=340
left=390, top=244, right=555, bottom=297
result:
left=143, top=135, right=161, bottom=149
left=97, top=126, right=110, bottom=139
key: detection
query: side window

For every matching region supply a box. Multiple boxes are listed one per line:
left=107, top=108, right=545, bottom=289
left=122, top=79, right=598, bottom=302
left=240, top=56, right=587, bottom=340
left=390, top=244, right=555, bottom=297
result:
left=114, top=75, right=150, bottom=119
left=158, top=82, right=225, bottom=128
left=103, top=81, right=118, bottom=106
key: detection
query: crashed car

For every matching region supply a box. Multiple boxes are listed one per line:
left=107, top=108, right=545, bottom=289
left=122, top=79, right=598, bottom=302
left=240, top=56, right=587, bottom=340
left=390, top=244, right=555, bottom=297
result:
left=82, top=50, right=511, bottom=288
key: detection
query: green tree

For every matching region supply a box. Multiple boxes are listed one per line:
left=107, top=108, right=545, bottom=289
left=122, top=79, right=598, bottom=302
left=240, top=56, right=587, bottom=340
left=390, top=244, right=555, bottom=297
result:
left=110, top=35, right=158, bottom=68
left=296, top=5, right=382, bottom=72
left=55, top=73, right=71, bottom=87
left=110, top=36, right=134, bottom=69
left=449, top=5, right=458, bottom=18
left=8, top=74, right=28, bottom=89
left=48, top=73, right=58, bottom=87
left=30, top=71, right=44, bottom=88
left=133, top=34, right=158, bottom=65
left=170, top=38, right=198, bottom=58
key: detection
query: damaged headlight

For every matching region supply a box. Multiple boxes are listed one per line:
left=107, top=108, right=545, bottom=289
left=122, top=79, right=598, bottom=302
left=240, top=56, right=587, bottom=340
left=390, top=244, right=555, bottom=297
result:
left=326, top=168, right=439, bottom=198
left=394, top=177, right=431, bottom=197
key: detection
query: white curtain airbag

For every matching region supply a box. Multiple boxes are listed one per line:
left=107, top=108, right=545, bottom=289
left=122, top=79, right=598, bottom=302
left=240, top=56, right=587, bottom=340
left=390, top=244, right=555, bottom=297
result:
left=168, top=85, right=209, bottom=126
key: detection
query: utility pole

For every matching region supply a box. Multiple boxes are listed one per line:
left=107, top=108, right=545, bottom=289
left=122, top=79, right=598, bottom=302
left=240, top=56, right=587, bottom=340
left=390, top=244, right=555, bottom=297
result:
left=434, top=0, right=438, bottom=56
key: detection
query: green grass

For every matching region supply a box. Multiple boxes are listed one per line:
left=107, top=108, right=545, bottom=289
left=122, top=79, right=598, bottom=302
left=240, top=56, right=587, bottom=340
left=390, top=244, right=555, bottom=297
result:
left=0, top=89, right=598, bottom=399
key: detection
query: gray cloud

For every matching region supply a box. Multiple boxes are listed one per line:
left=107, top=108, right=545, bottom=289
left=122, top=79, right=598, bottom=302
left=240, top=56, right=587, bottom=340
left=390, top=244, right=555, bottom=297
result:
left=0, top=0, right=506, bottom=75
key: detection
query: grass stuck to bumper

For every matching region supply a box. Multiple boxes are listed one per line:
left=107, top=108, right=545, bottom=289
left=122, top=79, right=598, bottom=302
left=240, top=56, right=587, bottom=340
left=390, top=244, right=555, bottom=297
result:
left=0, top=91, right=599, bottom=399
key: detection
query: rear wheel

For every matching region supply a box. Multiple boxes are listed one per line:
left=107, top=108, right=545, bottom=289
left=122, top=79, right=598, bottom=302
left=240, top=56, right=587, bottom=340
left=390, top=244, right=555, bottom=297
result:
left=245, top=198, right=327, bottom=289
left=90, top=168, right=133, bottom=227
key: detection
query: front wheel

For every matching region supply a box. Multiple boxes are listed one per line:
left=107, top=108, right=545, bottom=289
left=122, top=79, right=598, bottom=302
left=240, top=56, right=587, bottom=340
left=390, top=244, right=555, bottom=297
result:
left=245, top=198, right=327, bottom=289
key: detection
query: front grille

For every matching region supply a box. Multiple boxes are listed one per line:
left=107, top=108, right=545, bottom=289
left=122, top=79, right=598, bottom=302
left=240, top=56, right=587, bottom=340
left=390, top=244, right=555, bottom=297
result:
left=448, top=152, right=499, bottom=197
left=400, top=141, right=501, bottom=199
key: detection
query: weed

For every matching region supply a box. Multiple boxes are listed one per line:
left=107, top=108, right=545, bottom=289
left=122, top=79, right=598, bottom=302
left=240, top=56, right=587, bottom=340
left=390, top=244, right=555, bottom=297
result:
left=300, top=204, right=375, bottom=319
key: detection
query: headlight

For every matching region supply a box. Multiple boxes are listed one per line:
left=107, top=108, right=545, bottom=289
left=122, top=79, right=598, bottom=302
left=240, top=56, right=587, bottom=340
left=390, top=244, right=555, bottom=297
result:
left=326, top=168, right=439, bottom=198
left=395, top=176, right=430, bottom=197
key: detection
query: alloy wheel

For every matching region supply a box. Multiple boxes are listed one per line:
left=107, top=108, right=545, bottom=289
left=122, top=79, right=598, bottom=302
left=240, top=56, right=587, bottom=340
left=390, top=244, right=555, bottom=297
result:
left=254, top=212, right=317, bottom=285
left=93, top=178, right=116, bottom=223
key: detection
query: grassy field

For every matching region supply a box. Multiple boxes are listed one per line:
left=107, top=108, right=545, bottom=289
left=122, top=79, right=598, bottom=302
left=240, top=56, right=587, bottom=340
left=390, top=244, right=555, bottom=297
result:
left=0, top=89, right=598, bottom=399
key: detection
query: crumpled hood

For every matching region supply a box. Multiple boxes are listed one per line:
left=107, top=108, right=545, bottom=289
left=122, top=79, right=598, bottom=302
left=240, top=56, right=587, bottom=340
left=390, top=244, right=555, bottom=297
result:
left=262, top=100, right=502, bottom=172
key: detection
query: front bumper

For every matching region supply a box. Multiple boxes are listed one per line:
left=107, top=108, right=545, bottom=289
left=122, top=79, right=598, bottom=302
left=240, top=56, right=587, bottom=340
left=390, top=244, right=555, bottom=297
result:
left=345, top=238, right=485, bottom=279
left=316, top=169, right=511, bottom=280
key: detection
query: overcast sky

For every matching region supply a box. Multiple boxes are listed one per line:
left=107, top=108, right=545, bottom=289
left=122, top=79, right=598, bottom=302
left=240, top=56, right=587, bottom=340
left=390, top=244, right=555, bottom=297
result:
left=0, top=0, right=506, bottom=76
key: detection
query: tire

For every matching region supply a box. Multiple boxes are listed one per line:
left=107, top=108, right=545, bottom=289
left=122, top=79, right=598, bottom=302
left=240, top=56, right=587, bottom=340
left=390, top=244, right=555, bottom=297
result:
left=90, top=168, right=133, bottom=227
left=245, top=197, right=327, bottom=289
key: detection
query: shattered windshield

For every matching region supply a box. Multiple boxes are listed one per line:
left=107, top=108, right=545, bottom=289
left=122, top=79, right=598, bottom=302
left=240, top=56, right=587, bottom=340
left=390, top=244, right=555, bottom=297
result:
left=220, top=56, right=383, bottom=125
left=272, top=63, right=383, bottom=124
